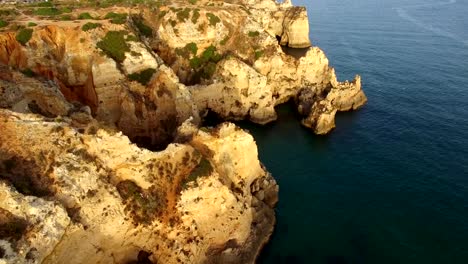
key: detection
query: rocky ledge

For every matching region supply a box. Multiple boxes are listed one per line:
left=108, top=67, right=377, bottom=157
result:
left=0, top=0, right=366, bottom=263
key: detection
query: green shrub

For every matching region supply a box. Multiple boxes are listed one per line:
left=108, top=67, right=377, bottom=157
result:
left=126, top=34, right=139, bottom=41
left=82, top=22, right=101, bottom=31
left=60, top=15, right=72, bottom=21
left=188, top=0, right=197, bottom=4
left=27, top=22, right=37, bottom=27
left=220, top=35, right=229, bottom=45
left=255, top=50, right=264, bottom=60
left=182, top=157, right=213, bottom=189
left=61, top=7, right=73, bottom=13
left=191, top=8, right=200, bottom=24
left=96, top=31, right=130, bottom=63
left=104, top=12, right=127, bottom=24
left=132, top=16, right=152, bottom=37
left=20, top=68, right=35, bottom=77
left=16, top=28, right=33, bottom=45
left=206, top=13, right=220, bottom=26
left=0, top=20, right=8, bottom=28
left=200, top=45, right=221, bottom=63
left=248, top=31, right=259, bottom=37
left=158, top=10, right=167, bottom=19
left=78, top=12, right=93, bottom=20
left=33, top=8, right=62, bottom=16
left=37, top=2, right=53, bottom=7
left=176, top=8, right=190, bottom=22
left=186, top=42, right=197, bottom=56
left=128, top=68, right=156, bottom=85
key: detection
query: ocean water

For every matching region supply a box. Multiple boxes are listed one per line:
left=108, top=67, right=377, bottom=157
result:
left=240, top=0, right=468, bottom=263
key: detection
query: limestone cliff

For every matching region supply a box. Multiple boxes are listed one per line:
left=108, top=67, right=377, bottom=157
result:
left=0, top=0, right=367, bottom=263
left=0, top=110, right=277, bottom=264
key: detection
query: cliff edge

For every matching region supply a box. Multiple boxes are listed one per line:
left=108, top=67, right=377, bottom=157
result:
left=0, top=0, right=366, bottom=263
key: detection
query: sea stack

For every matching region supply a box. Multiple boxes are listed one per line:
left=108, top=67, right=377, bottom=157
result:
left=0, top=0, right=365, bottom=263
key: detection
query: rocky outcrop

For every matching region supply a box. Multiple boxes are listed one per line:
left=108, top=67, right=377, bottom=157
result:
left=0, top=23, right=198, bottom=149
left=0, top=110, right=278, bottom=264
left=191, top=57, right=276, bottom=124
left=0, top=0, right=367, bottom=263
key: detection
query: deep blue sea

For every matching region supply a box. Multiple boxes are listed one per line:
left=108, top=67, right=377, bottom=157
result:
left=241, top=0, right=468, bottom=263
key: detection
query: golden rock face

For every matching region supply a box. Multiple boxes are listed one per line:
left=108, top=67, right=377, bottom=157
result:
left=0, top=0, right=365, bottom=263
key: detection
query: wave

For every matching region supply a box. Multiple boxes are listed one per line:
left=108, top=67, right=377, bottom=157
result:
left=394, top=0, right=456, bottom=9
left=393, top=0, right=467, bottom=47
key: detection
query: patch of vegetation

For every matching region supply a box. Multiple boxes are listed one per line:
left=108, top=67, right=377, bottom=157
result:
left=176, top=42, right=198, bottom=59
left=191, top=8, right=200, bottom=24
left=255, top=49, right=264, bottom=60
left=96, top=31, right=130, bottom=63
left=37, top=1, right=53, bottom=7
left=0, top=9, right=18, bottom=17
left=128, top=68, right=156, bottom=85
left=27, top=22, right=37, bottom=27
left=59, top=15, right=72, bottom=21
left=33, top=7, right=62, bottom=16
left=158, top=10, right=167, bottom=19
left=188, top=0, right=197, bottom=4
left=176, top=7, right=191, bottom=22
left=104, top=12, right=127, bottom=24
left=61, top=7, right=73, bottom=13
left=220, top=35, right=229, bottom=45
left=16, top=28, right=33, bottom=46
left=182, top=157, right=213, bottom=189
left=170, top=20, right=177, bottom=28
left=78, top=12, right=93, bottom=20
left=0, top=20, right=8, bottom=28
left=82, top=22, right=101, bottom=31
left=132, top=16, right=152, bottom=37
left=186, top=42, right=198, bottom=56
left=248, top=31, right=260, bottom=37
left=126, top=34, right=139, bottom=41
left=189, top=45, right=222, bottom=81
left=20, top=68, right=35, bottom=77
left=116, top=180, right=166, bottom=225
left=206, top=13, right=220, bottom=26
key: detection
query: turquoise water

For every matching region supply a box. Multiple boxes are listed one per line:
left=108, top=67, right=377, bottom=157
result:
left=241, top=0, right=468, bottom=263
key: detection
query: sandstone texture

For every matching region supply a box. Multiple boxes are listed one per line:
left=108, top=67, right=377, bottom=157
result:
left=0, top=0, right=366, bottom=263
left=0, top=110, right=277, bottom=264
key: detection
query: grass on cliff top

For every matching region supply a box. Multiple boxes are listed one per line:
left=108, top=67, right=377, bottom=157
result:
left=82, top=22, right=101, bottom=32
left=0, top=20, right=8, bottom=28
left=16, top=28, right=33, bottom=46
left=97, top=31, right=130, bottom=63
left=128, top=68, right=156, bottom=86
left=27, top=22, right=37, bottom=27
left=104, top=12, right=127, bottom=24
left=78, top=12, right=93, bottom=20
left=33, top=7, right=62, bottom=16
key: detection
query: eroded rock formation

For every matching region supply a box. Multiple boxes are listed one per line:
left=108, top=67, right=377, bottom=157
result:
left=0, top=110, right=277, bottom=264
left=0, top=0, right=366, bottom=263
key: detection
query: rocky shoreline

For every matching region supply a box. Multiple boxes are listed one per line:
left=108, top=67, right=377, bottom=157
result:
left=0, top=0, right=366, bottom=263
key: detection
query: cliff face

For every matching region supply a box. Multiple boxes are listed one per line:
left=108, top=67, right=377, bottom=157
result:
left=0, top=0, right=366, bottom=263
left=0, top=110, right=277, bottom=264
